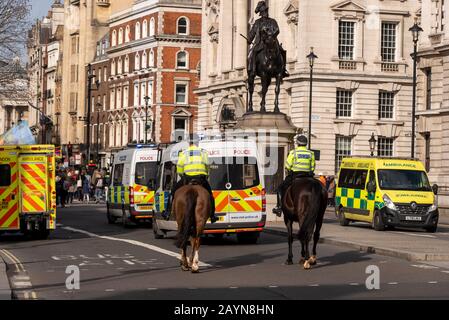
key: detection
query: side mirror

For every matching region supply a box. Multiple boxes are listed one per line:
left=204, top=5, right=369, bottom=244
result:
left=367, top=181, right=376, bottom=194
left=432, top=184, right=438, bottom=195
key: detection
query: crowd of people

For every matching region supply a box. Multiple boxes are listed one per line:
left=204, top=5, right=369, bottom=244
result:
left=55, top=166, right=109, bottom=208
left=318, top=174, right=336, bottom=207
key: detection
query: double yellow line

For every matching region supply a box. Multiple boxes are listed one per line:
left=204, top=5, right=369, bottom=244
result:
left=0, top=249, right=38, bottom=300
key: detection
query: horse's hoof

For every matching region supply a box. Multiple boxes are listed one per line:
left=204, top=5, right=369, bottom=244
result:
left=191, top=267, right=199, bottom=273
left=303, top=261, right=312, bottom=270
left=181, top=265, right=190, bottom=271
left=308, top=256, right=317, bottom=266
left=299, top=258, right=306, bottom=264
left=285, top=259, right=293, bottom=265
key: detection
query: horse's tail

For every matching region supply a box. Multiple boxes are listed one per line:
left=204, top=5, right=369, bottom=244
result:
left=175, top=189, right=197, bottom=249
left=298, top=180, right=322, bottom=242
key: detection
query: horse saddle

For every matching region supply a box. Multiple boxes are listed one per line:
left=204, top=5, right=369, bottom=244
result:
left=187, top=178, right=202, bottom=186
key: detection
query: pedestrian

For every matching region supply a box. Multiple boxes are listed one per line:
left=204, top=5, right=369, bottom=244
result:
left=318, top=173, right=326, bottom=188
left=77, top=175, right=83, bottom=201
left=68, top=179, right=76, bottom=204
left=82, top=175, right=90, bottom=204
left=328, top=176, right=336, bottom=207
left=95, top=175, right=104, bottom=204
left=55, top=175, right=62, bottom=206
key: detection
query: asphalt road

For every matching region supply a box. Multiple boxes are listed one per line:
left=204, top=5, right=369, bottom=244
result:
left=1, top=203, right=449, bottom=300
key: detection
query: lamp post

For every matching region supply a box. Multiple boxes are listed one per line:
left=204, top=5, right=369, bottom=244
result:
left=96, top=103, right=102, bottom=164
left=369, top=133, right=377, bottom=157
left=143, top=95, right=150, bottom=144
left=86, top=64, right=99, bottom=164
left=306, top=47, right=318, bottom=150
left=409, top=19, right=423, bottom=158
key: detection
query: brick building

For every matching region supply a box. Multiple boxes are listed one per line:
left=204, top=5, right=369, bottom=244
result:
left=87, top=0, right=201, bottom=166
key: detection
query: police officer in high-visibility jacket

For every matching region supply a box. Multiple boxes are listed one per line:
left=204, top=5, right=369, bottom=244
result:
left=165, top=135, right=218, bottom=223
left=272, top=134, right=315, bottom=216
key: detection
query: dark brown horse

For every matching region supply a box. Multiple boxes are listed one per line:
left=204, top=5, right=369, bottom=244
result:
left=282, top=177, right=328, bottom=269
left=173, top=183, right=211, bottom=273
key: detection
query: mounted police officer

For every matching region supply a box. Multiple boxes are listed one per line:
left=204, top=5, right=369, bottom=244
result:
left=272, top=134, right=315, bottom=216
left=247, top=0, right=289, bottom=79
left=164, top=134, right=218, bottom=223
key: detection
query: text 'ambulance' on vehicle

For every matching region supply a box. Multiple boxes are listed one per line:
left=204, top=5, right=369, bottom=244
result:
left=335, top=157, right=439, bottom=233
left=153, top=138, right=266, bottom=244
left=107, top=144, right=160, bottom=227
left=0, top=145, right=57, bottom=239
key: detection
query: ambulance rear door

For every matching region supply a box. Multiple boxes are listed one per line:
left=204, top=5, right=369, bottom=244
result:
left=18, top=154, right=48, bottom=214
left=0, top=148, right=19, bottom=230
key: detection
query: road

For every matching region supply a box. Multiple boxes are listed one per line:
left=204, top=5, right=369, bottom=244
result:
left=1, top=204, right=449, bottom=300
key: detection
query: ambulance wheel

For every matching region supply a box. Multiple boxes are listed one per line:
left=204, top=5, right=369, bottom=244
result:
left=106, top=204, right=116, bottom=224
left=373, top=211, right=386, bottom=231
left=153, top=217, right=165, bottom=239
left=237, top=232, right=259, bottom=244
left=36, top=229, right=50, bottom=240
left=338, top=207, right=350, bottom=226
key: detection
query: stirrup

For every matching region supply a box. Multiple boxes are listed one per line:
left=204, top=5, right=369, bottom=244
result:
left=210, top=215, right=219, bottom=223
left=272, top=207, right=283, bottom=217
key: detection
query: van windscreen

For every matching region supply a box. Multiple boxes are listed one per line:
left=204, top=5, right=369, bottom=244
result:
left=135, top=162, right=158, bottom=187
left=0, top=164, right=11, bottom=186
left=378, top=170, right=431, bottom=192
left=209, top=157, right=259, bottom=190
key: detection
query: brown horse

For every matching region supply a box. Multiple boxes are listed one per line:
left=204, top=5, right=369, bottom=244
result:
left=173, top=183, right=211, bottom=273
left=282, top=177, right=328, bottom=270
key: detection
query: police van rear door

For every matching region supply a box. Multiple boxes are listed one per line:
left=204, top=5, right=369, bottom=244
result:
left=0, top=148, right=19, bottom=230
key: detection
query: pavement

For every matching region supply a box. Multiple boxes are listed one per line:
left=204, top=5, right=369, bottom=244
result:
left=0, top=203, right=449, bottom=299
left=0, top=255, right=11, bottom=300
left=265, top=207, right=449, bottom=262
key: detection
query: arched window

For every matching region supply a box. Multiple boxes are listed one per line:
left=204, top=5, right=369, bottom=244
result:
left=111, top=30, right=117, bottom=46
left=177, top=17, right=188, bottom=35
left=124, top=55, right=129, bottom=73
left=142, top=20, right=148, bottom=38
left=125, top=25, right=130, bottom=42
left=118, top=28, right=123, bottom=44
left=149, top=17, right=155, bottom=36
left=135, top=22, right=141, bottom=40
left=149, top=49, right=155, bottom=67
left=142, top=51, right=147, bottom=69
left=123, top=118, right=129, bottom=145
left=176, top=51, right=187, bottom=69
left=116, top=121, right=122, bottom=147
left=109, top=123, right=114, bottom=147
left=135, top=52, right=140, bottom=70
left=117, top=57, right=122, bottom=74
left=111, top=59, right=116, bottom=76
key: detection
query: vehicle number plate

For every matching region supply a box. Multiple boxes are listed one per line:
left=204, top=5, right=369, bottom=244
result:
left=405, top=216, right=422, bottom=221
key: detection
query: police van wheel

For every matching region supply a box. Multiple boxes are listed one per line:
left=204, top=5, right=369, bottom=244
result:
left=106, top=204, right=116, bottom=224
left=36, top=229, right=50, bottom=240
left=338, top=208, right=350, bottom=226
left=153, top=217, right=165, bottom=239
left=372, top=211, right=386, bottom=231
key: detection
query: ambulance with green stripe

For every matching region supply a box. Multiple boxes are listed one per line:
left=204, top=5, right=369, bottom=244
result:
left=335, top=157, right=439, bottom=232
left=152, top=139, right=266, bottom=244
left=107, top=145, right=160, bottom=227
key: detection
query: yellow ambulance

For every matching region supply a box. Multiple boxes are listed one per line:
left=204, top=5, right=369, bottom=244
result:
left=0, top=145, right=56, bottom=239
left=335, top=157, right=439, bottom=232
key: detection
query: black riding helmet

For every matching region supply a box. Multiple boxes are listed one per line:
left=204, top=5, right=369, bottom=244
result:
left=296, top=134, right=308, bottom=146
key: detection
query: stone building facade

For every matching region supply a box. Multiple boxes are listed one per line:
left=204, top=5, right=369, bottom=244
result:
left=416, top=0, right=449, bottom=205
left=197, top=0, right=421, bottom=185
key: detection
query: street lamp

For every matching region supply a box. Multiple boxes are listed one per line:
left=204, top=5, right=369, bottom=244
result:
left=86, top=63, right=100, bottom=164
left=409, top=18, right=423, bottom=158
left=306, top=47, right=318, bottom=150
left=369, top=133, right=377, bottom=157
left=96, top=103, right=102, bottom=164
left=143, top=95, right=151, bottom=144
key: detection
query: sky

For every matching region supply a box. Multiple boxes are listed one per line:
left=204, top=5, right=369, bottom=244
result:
left=30, top=0, right=57, bottom=21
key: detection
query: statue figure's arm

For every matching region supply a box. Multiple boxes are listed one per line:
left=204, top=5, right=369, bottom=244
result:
left=247, top=20, right=259, bottom=44
left=272, top=19, right=280, bottom=38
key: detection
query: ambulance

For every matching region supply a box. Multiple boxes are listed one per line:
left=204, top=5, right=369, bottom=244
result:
left=107, top=144, right=160, bottom=227
left=335, top=157, right=439, bottom=232
left=153, top=138, right=266, bottom=244
left=0, top=145, right=56, bottom=239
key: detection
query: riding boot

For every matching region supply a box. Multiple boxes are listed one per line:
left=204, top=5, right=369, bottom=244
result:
left=163, top=194, right=172, bottom=220
left=272, top=192, right=283, bottom=217
left=281, top=49, right=290, bottom=78
left=209, top=194, right=218, bottom=223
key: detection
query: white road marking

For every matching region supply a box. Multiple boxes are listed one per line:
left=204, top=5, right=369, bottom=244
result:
left=394, top=232, right=436, bottom=239
left=388, top=282, right=398, bottom=285
left=268, top=286, right=278, bottom=288
left=349, top=283, right=359, bottom=286
left=31, top=292, right=37, bottom=299
left=13, top=276, right=30, bottom=281
left=105, top=289, right=115, bottom=292
left=147, top=288, right=158, bottom=290
left=14, top=281, right=32, bottom=287
left=309, top=284, right=320, bottom=287
left=411, top=264, right=439, bottom=270
left=62, top=226, right=212, bottom=267
left=229, top=287, right=239, bottom=289
left=428, top=281, right=438, bottom=284
left=441, top=271, right=449, bottom=274
left=123, top=260, right=135, bottom=265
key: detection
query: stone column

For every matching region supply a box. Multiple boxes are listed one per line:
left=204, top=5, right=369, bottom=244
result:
left=235, top=0, right=248, bottom=70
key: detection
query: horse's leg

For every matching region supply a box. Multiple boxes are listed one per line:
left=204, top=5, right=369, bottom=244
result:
left=181, top=247, right=189, bottom=271
left=248, top=74, right=255, bottom=112
left=260, top=76, right=271, bottom=113
left=299, top=241, right=306, bottom=265
left=310, top=195, right=327, bottom=266
left=285, top=217, right=294, bottom=265
left=274, top=74, right=282, bottom=113
left=191, top=237, right=200, bottom=273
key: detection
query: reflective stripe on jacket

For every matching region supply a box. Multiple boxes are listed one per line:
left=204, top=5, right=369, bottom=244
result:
left=285, top=146, right=316, bottom=173
left=177, top=145, right=209, bottom=176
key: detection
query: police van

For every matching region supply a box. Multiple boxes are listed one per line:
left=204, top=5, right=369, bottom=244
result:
left=152, top=138, right=266, bottom=244
left=335, top=157, right=439, bottom=232
left=0, top=145, right=57, bottom=239
left=107, top=144, right=160, bottom=227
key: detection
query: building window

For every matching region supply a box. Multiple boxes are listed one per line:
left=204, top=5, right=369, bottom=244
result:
left=125, top=55, right=129, bottom=73
left=118, top=28, right=123, bottom=45
left=338, top=21, right=355, bottom=60
left=149, top=50, right=155, bottom=67
left=123, top=86, right=129, bottom=108
left=425, top=68, right=432, bottom=110
left=175, top=83, right=187, bottom=104
left=109, top=123, right=114, bottom=147
left=125, top=25, right=130, bottom=42
left=176, top=51, right=187, bottom=69
left=117, top=87, right=122, bottom=109
left=134, top=83, right=139, bottom=107
left=117, top=58, right=122, bottom=74
left=377, top=137, right=394, bottom=157
left=142, top=51, right=147, bottom=69
left=103, top=66, right=107, bottom=81
left=98, top=68, right=102, bottom=83
left=103, top=94, right=106, bottom=111
left=335, top=136, right=352, bottom=172
left=140, top=82, right=147, bottom=106
left=381, top=22, right=397, bottom=62
left=110, top=89, right=115, bottom=110
left=111, top=60, right=116, bottom=76
left=135, top=53, right=140, bottom=70
left=174, top=117, right=187, bottom=131
left=135, top=22, right=141, bottom=40
left=177, top=17, right=188, bottom=35
left=150, top=17, right=155, bottom=36
left=442, top=0, right=445, bottom=32
left=424, top=132, right=431, bottom=172
left=336, top=90, right=352, bottom=118
left=378, top=91, right=394, bottom=119
left=142, top=20, right=148, bottom=38
left=112, top=30, right=117, bottom=47
left=71, top=36, right=79, bottom=54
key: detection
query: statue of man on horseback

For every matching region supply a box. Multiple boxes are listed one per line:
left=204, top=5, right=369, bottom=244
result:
left=247, top=0, right=289, bottom=113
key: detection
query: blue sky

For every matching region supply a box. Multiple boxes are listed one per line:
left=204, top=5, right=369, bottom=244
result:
left=30, top=0, right=56, bottom=21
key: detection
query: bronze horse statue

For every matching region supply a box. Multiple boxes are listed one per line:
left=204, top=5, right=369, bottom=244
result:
left=247, top=24, right=285, bottom=113
left=282, top=177, right=328, bottom=269
left=173, top=182, right=211, bottom=273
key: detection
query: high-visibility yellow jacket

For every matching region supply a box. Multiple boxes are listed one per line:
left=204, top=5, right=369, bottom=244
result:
left=285, top=146, right=315, bottom=173
left=177, top=145, right=209, bottom=176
